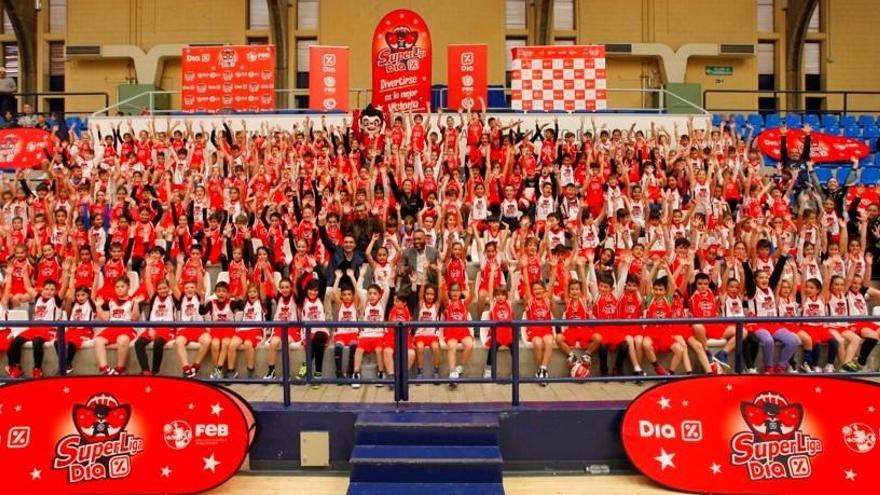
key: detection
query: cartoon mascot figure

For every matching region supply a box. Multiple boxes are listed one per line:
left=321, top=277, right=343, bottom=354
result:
left=351, top=104, right=386, bottom=160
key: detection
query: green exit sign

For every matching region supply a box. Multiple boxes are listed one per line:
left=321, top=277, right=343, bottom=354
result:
left=706, top=66, right=733, bottom=76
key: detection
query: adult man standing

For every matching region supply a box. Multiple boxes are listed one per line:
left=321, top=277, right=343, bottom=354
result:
left=401, top=229, right=440, bottom=312
left=0, top=67, right=16, bottom=115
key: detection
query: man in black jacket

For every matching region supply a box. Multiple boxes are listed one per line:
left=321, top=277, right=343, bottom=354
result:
left=780, top=124, right=812, bottom=212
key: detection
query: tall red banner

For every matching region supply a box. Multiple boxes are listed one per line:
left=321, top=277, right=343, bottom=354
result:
left=622, top=376, right=880, bottom=494
left=371, top=9, right=432, bottom=112
left=181, top=45, right=275, bottom=113
left=511, top=45, right=607, bottom=112
left=309, top=46, right=350, bottom=112
left=0, top=376, right=255, bottom=494
left=447, top=44, right=487, bottom=110
left=756, top=128, right=870, bottom=163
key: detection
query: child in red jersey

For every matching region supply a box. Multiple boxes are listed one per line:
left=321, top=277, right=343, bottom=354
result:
left=172, top=279, right=211, bottom=378
left=226, top=284, right=265, bottom=379
left=134, top=278, right=176, bottom=375
left=264, top=278, right=299, bottom=380
left=688, top=272, right=725, bottom=374
left=352, top=284, right=389, bottom=388
left=94, top=277, right=142, bottom=375
left=641, top=261, right=692, bottom=376
left=413, top=284, right=441, bottom=381
left=5, top=281, right=62, bottom=378
left=382, top=293, right=416, bottom=389
left=98, top=242, right=128, bottom=300
left=484, top=285, right=514, bottom=378
left=207, top=281, right=238, bottom=379
left=440, top=276, right=475, bottom=386
left=330, top=268, right=361, bottom=380
left=1, top=244, right=35, bottom=308
left=555, top=254, right=606, bottom=376
left=521, top=259, right=555, bottom=384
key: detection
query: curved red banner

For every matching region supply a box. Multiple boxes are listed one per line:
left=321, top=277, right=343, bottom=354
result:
left=622, top=376, right=880, bottom=494
left=756, top=128, right=869, bottom=163
left=0, top=128, right=55, bottom=169
left=371, top=9, right=432, bottom=113
left=0, top=377, right=255, bottom=494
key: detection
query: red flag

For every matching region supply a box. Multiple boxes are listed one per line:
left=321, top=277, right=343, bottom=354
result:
left=371, top=9, right=432, bottom=112
left=309, top=46, right=350, bottom=112
left=447, top=44, right=487, bottom=110
left=757, top=128, right=869, bottom=163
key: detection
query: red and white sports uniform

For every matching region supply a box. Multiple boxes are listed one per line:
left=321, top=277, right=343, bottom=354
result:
left=18, top=296, right=61, bottom=341
left=561, top=297, right=591, bottom=347
left=176, top=294, right=207, bottom=343
left=690, top=290, right=725, bottom=339
left=209, top=299, right=237, bottom=340
left=442, top=299, right=472, bottom=342
left=99, top=298, right=137, bottom=342
left=747, top=287, right=786, bottom=334
left=847, top=290, right=879, bottom=334
left=800, top=295, right=830, bottom=343
left=644, top=296, right=679, bottom=353
left=65, top=301, right=95, bottom=348
left=358, top=300, right=386, bottom=353
left=143, top=295, right=176, bottom=341
left=385, top=305, right=414, bottom=350
left=414, top=303, right=440, bottom=347
left=486, top=300, right=514, bottom=347
left=333, top=302, right=360, bottom=346
left=237, top=299, right=265, bottom=347
left=525, top=298, right=553, bottom=341
left=300, top=297, right=328, bottom=343
left=271, top=295, right=300, bottom=342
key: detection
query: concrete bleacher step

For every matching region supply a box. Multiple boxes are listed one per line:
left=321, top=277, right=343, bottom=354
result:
left=348, top=412, right=504, bottom=495
left=355, top=412, right=500, bottom=446
left=347, top=482, right=504, bottom=495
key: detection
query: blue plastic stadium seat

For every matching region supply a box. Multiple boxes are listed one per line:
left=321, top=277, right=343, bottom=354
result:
left=733, top=114, right=746, bottom=128
left=844, top=126, right=861, bottom=138
left=824, top=126, right=840, bottom=136
left=841, top=115, right=857, bottom=127
left=822, top=114, right=838, bottom=129
left=863, top=126, right=879, bottom=139
left=803, top=114, right=820, bottom=128
left=859, top=156, right=874, bottom=167
left=813, top=167, right=833, bottom=183
left=65, top=116, right=83, bottom=133
left=784, top=114, right=802, bottom=128
left=862, top=167, right=880, bottom=185
left=765, top=114, right=782, bottom=128
left=712, top=114, right=723, bottom=127
left=747, top=113, right=764, bottom=127
left=875, top=153, right=880, bottom=166
left=858, top=115, right=875, bottom=127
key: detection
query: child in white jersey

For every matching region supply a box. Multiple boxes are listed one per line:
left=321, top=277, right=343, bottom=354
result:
left=264, top=278, right=298, bottom=380
left=95, top=277, right=142, bottom=375
left=6, top=280, right=62, bottom=378
left=414, top=284, right=441, bottom=381
left=227, top=284, right=265, bottom=378
left=351, top=284, right=388, bottom=388
left=207, top=281, right=239, bottom=379
left=297, top=279, right=329, bottom=385
left=58, top=286, right=96, bottom=374
left=172, top=279, right=211, bottom=378
left=134, top=279, right=176, bottom=375
left=330, top=269, right=360, bottom=380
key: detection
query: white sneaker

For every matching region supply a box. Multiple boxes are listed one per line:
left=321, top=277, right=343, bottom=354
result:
left=455, top=365, right=463, bottom=375
left=800, top=362, right=812, bottom=373
left=822, top=364, right=835, bottom=373
left=483, top=367, right=492, bottom=379
left=786, top=365, right=796, bottom=374
left=449, top=370, right=459, bottom=380
left=746, top=368, right=758, bottom=374
left=812, top=365, right=822, bottom=373
left=351, top=372, right=361, bottom=389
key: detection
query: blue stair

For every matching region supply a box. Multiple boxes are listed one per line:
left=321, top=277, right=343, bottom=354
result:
left=348, top=412, right=504, bottom=495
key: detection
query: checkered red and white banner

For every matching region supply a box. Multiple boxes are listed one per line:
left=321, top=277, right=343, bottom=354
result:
left=510, top=45, right=607, bottom=112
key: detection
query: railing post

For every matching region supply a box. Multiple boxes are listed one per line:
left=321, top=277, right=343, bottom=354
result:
left=393, top=322, right=406, bottom=404
left=734, top=320, right=744, bottom=374
left=843, top=92, right=848, bottom=115
left=304, top=325, right=313, bottom=384
left=57, top=324, right=67, bottom=376
left=511, top=323, right=520, bottom=407
left=281, top=324, right=292, bottom=407
left=490, top=323, right=497, bottom=382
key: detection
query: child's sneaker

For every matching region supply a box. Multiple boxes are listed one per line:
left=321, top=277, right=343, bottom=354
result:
left=351, top=372, right=361, bottom=389
left=712, top=351, right=731, bottom=369
left=6, top=365, right=23, bottom=378
left=114, top=366, right=127, bottom=376
left=822, top=363, right=835, bottom=373
left=209, top=367, right=222, bottom=380
left=376, top=371, right=386, bottom=387
left=185, top=366, right=198, bottom=378
left=31, top=368, right=42, bottom=379
left=653, top=364, right=669, bottom=376
left=709, top=361, right=722, bottom=375
left=263, top=368, right=277, bottom=380
left=224, top=370, right=238, bottom=379
left=311, top=372, right=322, bottom=389
left=140, top=370, right=153, bottom=376
left=297, top=363, right=307, bottom=379
left=483, top=367, right=492, bottom=379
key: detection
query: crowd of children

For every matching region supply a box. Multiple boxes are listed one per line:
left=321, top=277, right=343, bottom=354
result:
left=1, top=105, right=879, bottom=385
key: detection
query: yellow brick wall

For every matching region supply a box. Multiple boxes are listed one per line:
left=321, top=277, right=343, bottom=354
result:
left=823, top=0, right=880, bottom=113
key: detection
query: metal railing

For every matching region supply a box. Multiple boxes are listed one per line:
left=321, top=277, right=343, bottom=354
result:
left=93, top=87, right=708, bottom=117
left=703, top=89, right=880, bottom=115
left=3, top=91, right=111, bottom=116
left=2, top=315, right=879, bottom=407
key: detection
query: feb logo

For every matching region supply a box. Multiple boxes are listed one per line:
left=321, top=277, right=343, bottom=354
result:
left=842, top=423, right=876, bottom=454
left=52, top=393, right=145, bottom=484
left=730, top=391, right=823, bottom=481
left=163, top=420, right=193, bottom=450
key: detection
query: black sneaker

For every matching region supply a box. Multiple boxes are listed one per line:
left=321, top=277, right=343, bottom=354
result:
left=376, top=371, right=386, bottom=388
left=263, top=368, right=277, bottom=380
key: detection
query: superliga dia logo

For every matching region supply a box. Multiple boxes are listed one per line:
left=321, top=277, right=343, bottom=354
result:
left=729, top=391, right=823, bottom=481
left=52, top=393, right=145, bottom=483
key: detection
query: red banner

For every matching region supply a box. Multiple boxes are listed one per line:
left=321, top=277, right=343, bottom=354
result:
left=756, top=128, right=869, bottom=163
left=309, top=45, right=350, bottom=112
left=371, top=9, right=432, bottom=113
left=447, top=44, right=487, bottom=110
left=622, top=376, right=880, bottom=494
left=0, top=377, right=254, bottom=494
left=181, top=45, right=275, bottom=113
left=510, top=45, right=607, bottom=112
left=0, top=128, right=55, bottom=168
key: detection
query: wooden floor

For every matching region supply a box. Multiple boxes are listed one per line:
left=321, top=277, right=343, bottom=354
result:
left=228, top=380, right=650, bottom=404
left=209, top=474, right=682, bottom=494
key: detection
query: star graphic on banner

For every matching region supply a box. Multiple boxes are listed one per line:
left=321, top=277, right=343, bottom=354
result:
left=654, top=449, right=676, bottom=471
left=681, top=400, right=689, bottom=407
left=868, top=406, right=875, bottom=413
left=62, top=387, right=70, bottom=394
left=845, top=469, right=857, bottom=481
left=725, top=384, right=733, bottom=392
left=0, top=403, right=4, bottom=415
left=658, top=396, right=671, bottom=410
left=14, top=405, right=22, bottom=412
left=710, top=463, right=722, bottom=475
left=188, top=403, right=195, bottom=411
left=145, top=386, right=152, bottom=394
left=210, top=403, right=224, bottom=417
left=161, top=466, right=172, bottom=478
left=815, top=387, right=822, bottom=394
left=30, top=468, right=41, bottom=480
left=203, top=454, right=221, bottom=473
